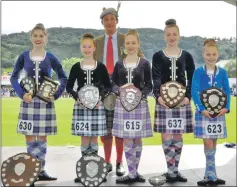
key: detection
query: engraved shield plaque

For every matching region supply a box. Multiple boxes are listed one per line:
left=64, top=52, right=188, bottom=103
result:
left=35, top=76, right=58, bottom=103
left=160, top=81, right=186, bottom=108
left=78, top=85, right=100, bottom=110
left=103, top=93, right=116, bottom=111
left=200, top=86, right=227, bottom=118
left=76, top=153, right=108, bottom=187
left=1, top=152, right=41, bottom=187
left=120, top=84, right=142, bottom=112
left=20, top=77, right=36, bottom=97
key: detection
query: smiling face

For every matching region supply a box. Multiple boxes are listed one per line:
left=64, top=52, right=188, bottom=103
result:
left=30, top=29, right=46, bottom=48
left=102, top=13, right=118, bottom=35
left=80, top=38, right=96, bottom=58
left=124, top=34, right=140, bottom=56
left=164, top=26, right=180, bottom=47
left=203, top=46, right=219, bottom=68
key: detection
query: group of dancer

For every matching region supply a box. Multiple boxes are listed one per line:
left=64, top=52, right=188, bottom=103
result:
left=10, top=6, right=231, bottom=186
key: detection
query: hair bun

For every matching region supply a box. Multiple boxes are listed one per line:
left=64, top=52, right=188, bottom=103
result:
left=102, top=7, right=106, bottom=11
left=204, top=39, right=217, bottom=46
left=127, top=29, right=139, bottom=35
left=165, top=19, right=176, bottom=26
left=35, top=23, right=45, bottom=28
left=82, top=33, right=94, bottom=39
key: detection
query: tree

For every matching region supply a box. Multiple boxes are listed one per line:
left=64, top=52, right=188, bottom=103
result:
left=224, top=58, right=236, bottom=78
left=62, top=57, right=83, bottom=76
left=51, top=57, right=82, bottom=80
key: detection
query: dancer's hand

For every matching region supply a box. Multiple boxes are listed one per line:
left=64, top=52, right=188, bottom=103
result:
left=45, top=96, right=54, bottom=103
left=158, top=97, right=169, bottom=108
left=120, top=83, right=133, bottom=89
left=95, top=97, right=102, bottom=108
left=201, top=110, right=212, bottom=118
left=182, top=97, right=189, bottom=105
left=216, top=108, right=228, bottom=117
left=23, top=92, right=33, bottom=103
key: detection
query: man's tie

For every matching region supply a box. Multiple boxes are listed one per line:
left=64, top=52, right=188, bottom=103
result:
left=106, top=36, right=114, bottom=75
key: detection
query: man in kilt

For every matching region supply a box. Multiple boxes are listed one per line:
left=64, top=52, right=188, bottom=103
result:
left=152, top=19, right=195, bottom=183
left=66, top=33, right=112, bottom=183
left=112, top=29, right=153, bottom=184
left=192, top=39, right=231, bottom=186
left=93, top=7, right=126, bottom=176
left=10, top=23, right=68, bottom=181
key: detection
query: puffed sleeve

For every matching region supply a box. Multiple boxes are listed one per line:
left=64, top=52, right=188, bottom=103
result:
left=191, top=68, right=206, bottom=112
left=142, top=60, right=152, bottom=97
left=100, top=63, right=112, bottom=100
left=10, top=52, right=26, bottom=99
left=66, top=63, right=78, bottom=101
left=185, top=51, right=195, bottom=100
left=222, top=69, right=231, bottom=112
left=112, top=62, right=120, bottom=96
left=152, top=52, right=162, bottom=100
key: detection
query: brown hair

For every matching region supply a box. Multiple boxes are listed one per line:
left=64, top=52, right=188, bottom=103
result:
left=80, top=33, right=96, bottom=46
left=164, top=19, right=180, bottom=35
left=125, top=29, right=144, bottom=57
left=203, top=38, right=218, bottom=52
left=204, top=38, right=217, bottom=47
left=31, top=23, right=47, bottom=36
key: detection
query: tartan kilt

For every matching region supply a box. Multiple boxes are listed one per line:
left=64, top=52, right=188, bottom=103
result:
left=17, top=97, right=57, bottom=136
left=105, top=109, right=114, bottom=131
left=112, top=98, right=153, bottom=138
left=194, top=111, right=227, bottom=139
left=71, top=101, right=107, bottom=136
left=154, top=104, right=194, bottom=134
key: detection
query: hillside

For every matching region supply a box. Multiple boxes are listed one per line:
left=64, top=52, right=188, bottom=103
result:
left=1, top=27, right=236, bottom=69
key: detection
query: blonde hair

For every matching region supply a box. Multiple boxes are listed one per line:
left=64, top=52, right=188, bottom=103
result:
left=125, top=29, right=144, bottom=57
left=164, top=19, right=180, bottom=35
left=31, top=23, right=47, bottom=36
left=80, top=33, right=96, bottom=46
left=203, top=38, right=218, bottom=52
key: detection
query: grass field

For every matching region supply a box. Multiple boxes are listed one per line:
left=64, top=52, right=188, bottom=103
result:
left=1, top=97, right=236, bottom=146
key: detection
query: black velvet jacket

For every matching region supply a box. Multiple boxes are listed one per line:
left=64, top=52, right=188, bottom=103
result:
left=66, top=61, right=111, bottom=101
left=112, top=58, right=153, bottom=97
left=152, top=50, right=195, bottom=100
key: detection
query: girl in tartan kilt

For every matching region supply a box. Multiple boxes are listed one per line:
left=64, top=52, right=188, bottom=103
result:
left=152, top=19, right=195, bottom=183
left=192, top=39, right=231, bottom=186
left=10, top=23, right=68, bottom=181
left=112, top=29, right=153, bottom=184
left=66, top=33, right=111, bottom=183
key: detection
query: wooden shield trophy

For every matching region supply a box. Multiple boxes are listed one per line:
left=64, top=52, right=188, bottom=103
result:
left=103, top=92, right=116, bottom=111
left=76, top=153, right=108, bottom=187
left=200, top=86, right=227, bottom=118
left=1, top=152, right=41, bottom=187
left=120, top=67, right=142, bottom=112
left=160, top=57, right=186, bottom=108
left=78, top=70, right=100, bottom=110
left=35, top=76, right=58, bottom=103
left=20, top=77, right=36, bottom=98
